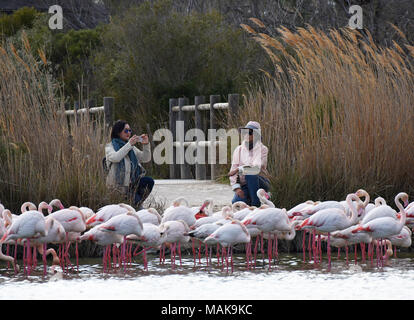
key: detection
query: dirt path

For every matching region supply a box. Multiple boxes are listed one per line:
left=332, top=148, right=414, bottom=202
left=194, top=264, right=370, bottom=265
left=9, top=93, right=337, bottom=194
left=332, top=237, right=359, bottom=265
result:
left=145, top=179, right=234, bottom=212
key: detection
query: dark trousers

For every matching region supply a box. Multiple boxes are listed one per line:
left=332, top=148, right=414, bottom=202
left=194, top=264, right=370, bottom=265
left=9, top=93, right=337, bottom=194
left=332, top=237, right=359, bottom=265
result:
left=231, top=175, right=270, bottom=207
left=129, top=176, right=155, bottom=206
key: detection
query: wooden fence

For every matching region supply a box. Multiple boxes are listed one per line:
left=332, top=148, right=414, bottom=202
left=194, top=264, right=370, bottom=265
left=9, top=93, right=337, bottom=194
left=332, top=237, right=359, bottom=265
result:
left=169, top=94, right=239, bottom=181
left=62, top=97, right=115, bottom=129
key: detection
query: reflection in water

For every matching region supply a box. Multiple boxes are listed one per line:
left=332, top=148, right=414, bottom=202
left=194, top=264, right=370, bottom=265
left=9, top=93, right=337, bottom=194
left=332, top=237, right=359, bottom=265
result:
left=0, top=252, right=414, bottom=299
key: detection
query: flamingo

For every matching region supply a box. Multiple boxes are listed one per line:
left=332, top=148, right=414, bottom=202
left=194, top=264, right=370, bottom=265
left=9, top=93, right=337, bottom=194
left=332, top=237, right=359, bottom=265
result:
left=78, top=225, right=124, bottom=272
left=86, top=203, right=133, bottom=227
left=204, top=219, right=251, bottom=272
left=23, top=216, right=65, bottom=275
left=127, top=223, right=161, bottom=270
left=49, top=199, right=65, bottom=211
left=192, top=206, right=232, bottom=229
left=297, top=193, right=360, bottom=268
left=136, top=208, right=162, bottom=225
left=161, top=202, right=197, bottom=228
left=361, top=201, right=399, bottom=225
left=287, top=201, right=319, bottom=219
left=257, top=189, right=275, bottom=208
left=48, top=206, right=87, bottom=270
left=1, top=203, right=49, bottom=274
left=158, top=220, right=191, bottom=268
left=353, top=193, right=408, bottom=239
left=365, top=197, right=387, bottom=214
left=352, top=192, right=409, bottom=267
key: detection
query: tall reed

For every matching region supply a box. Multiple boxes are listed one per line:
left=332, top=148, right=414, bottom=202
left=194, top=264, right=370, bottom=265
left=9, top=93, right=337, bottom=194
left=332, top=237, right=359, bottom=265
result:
left=0, top=33, right=125, bottom=213
left=234, top=24, right=414, bottom=208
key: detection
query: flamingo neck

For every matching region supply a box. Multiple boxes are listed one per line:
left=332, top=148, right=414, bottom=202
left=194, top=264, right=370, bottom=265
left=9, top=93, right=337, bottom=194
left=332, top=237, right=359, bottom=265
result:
left=395, top=195, right=407, bottom=227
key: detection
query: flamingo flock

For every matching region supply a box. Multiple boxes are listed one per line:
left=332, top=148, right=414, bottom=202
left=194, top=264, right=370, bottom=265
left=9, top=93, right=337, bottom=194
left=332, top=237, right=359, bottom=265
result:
left=0, top=188, right=412, bottom=275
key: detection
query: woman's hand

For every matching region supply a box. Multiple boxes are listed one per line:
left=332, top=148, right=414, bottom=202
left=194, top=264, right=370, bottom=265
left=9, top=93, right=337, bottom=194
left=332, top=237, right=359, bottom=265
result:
left=228, top=168, right=239, bottom=177
left=140, top=134, right=149, bottom=145
left=235, top=188, right=245, bottom=199
left=129, top=135, right=140, bottom=146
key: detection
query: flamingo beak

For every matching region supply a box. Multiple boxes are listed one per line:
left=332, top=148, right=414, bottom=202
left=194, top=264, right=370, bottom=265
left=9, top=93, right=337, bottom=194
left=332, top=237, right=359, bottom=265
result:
left=265, top=192, right=270, bottom=200
left=404, top=199, right=409, bottom=208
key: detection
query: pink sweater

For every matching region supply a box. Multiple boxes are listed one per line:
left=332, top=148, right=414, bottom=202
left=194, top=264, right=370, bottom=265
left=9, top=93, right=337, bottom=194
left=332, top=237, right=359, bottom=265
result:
left=229, top=141, right=269, bottom=191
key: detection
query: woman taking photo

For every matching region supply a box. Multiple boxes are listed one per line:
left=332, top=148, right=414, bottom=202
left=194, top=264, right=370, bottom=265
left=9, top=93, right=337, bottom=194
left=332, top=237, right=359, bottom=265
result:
left=105, top=120, right=154, bottom=210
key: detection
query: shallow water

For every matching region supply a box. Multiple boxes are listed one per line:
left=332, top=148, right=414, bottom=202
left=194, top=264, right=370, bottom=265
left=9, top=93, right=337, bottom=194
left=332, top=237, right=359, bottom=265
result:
left=1, top=249, right=414, bottom=300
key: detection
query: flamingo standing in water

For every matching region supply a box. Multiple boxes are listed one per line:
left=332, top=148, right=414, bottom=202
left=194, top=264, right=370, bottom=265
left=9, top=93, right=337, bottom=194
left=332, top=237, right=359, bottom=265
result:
left=204, top=219, right=251, bottom=272
left=352, top=192, right=409, bottom=267
left=1, top=202, right=50, bottom=274
left=127, top=223, right=161, bottom=270
left=78, top=225, right=124, bottom=272
left=20, top=217, right=65, bottom=275
left=297, top=193, right=360, bottom=269
left=98, top=210, right=143, bottom=270
left=48, top=206, right=86, bottom=270
left=158, top=220, right=190, bottom=268
left=242, top=206, right=291, bottom=269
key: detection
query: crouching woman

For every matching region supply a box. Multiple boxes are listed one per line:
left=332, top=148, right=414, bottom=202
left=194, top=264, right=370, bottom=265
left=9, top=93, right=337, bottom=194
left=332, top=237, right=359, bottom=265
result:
left=105, top=120, right=154, bottom=209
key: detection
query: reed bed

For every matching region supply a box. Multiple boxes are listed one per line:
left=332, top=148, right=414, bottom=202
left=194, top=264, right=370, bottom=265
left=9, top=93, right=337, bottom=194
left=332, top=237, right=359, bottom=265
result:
left=234, top=24, right=414, bottom=210
left=0, top=33, right=126, bottom=214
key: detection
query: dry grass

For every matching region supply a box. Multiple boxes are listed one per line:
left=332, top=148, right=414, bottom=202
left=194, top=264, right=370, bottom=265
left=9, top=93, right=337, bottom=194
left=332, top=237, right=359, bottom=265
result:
left=233, top=23, right=414, bottom=208
left=0, top=33, right=126, bottom=213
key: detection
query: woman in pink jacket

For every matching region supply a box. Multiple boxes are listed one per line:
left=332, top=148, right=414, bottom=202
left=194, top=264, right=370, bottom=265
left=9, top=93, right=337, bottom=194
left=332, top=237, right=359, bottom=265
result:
left=228, top=121, right=270, bottom=207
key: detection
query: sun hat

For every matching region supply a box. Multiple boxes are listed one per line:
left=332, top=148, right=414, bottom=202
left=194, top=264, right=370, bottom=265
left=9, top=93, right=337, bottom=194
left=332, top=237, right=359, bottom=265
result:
left=239, top=121, right=261, bottom=134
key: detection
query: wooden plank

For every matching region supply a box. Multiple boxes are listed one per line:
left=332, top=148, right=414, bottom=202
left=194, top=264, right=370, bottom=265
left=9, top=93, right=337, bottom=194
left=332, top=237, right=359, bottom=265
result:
left=195, top=96, right=206, bottom=180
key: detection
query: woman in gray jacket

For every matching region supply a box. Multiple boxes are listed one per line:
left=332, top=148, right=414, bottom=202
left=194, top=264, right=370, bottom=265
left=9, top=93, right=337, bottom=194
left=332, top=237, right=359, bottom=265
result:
left=105, top=120, right=154, bottom=209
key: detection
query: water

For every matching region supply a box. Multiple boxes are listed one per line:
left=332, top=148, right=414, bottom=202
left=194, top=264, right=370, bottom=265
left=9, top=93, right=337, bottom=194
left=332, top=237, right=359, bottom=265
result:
left=1, top=250, right=414, bottom=300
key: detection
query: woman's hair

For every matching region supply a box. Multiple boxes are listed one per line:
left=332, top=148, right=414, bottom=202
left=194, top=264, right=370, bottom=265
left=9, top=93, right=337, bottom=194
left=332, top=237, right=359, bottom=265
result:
left=111, top=120, right=128, bottom=140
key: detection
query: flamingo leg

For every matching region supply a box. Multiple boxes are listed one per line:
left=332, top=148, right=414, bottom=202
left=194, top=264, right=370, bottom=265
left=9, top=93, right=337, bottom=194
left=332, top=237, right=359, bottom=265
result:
left=230, top=245, right=234, bottom=273
left=345, top=245, right=349, bottom=265
left=27, top=239, right=31, bottom=276
left=192, top=238, right=196, bottom=266
left=327, top=233, right=331, bottom=270
left=43, top=243, right=47, bottom=276
left=302, top=231, right=306, bottom=262
left=394, top=245, right=397, bottom=258
left=178, top=242, right=182, bottom=267
left=254, top=236, right=259, bottom=268
left=205, top=243, right=208, bottom=267
left=354, top=244, right=357, bottom=264
left=6, top=244, right=9, bottom=269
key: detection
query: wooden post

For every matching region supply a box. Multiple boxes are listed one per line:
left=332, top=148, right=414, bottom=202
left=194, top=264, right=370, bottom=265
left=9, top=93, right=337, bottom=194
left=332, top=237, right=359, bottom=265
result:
left=228, top=93, right=240, bottom=115
left=209, top=95, right=220, bottom=181
left=195, top=96, right=206, bottom=180
left=74, top=100, right=80, bottom=126
left=169, top=98, right=178, bottom=179
left=103, top=97, right=114, bottom=129
left=178, top=97, right=191, bottom=179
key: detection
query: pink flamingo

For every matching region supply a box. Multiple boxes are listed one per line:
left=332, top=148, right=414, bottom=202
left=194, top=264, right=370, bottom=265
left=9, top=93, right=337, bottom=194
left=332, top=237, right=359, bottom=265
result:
left=48, top=206, right=86, bottom=270
left=127, top=223, right=162, bottom=270
left=136, top=208, right=162, bottom=226
left=86, top=203, right=134, bottom=227
left=1, top=202, right=50, bottom=274
left=98, top=210, right=143, bottom=271
left=78, top=225, right=124, bottom=272
left=297, top=193, right=360, bottom=269
left=158, top=220, right=191, bottom=268
left=352, top=192, right=408, bottom=267
left=204, top=219, right=251, bottom=273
